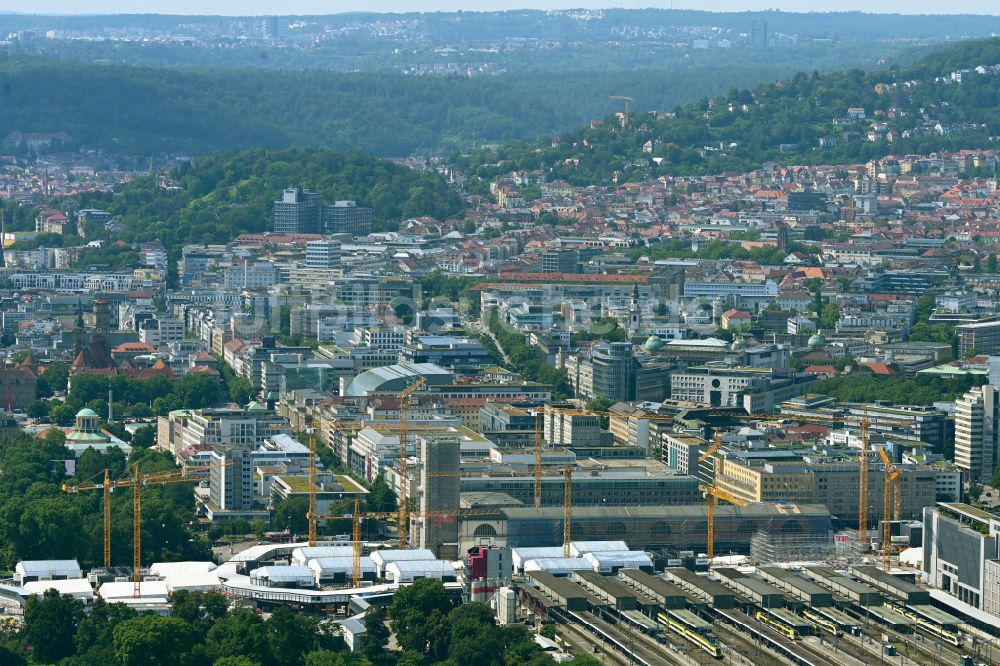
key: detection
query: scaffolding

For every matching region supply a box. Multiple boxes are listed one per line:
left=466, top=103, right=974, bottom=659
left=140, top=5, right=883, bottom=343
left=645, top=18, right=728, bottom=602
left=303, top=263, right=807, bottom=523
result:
left=749, top=530, right=837, bottom=565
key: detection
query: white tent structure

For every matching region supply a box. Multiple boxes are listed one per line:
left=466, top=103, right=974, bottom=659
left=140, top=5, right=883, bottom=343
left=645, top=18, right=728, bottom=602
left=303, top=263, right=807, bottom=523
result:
left=511, top=547, right=563, bottom=573
left=248, top=565, right=315, bottom=588
left=149, top=561, right=221, bottom=593
left=568, top=541, right=629, bottom=557
left=23, top=578, right=95, bottom=605
left=384, top=560, right=457, bottom=584
left=521, top=558, right=591, bottom=576
left=370, top=549, right=437, bottom=577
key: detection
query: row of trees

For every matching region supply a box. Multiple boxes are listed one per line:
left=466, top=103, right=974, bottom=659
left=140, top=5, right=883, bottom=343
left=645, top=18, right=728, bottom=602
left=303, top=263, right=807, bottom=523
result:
left=629, top=238, right=819, bottom=266
left=27, top=371, right=225, bottom=425
left=485, top=310, right=571, bottom=398
left=811, top=374, right=985, bottom=410
left=7, top=590, right=344, bottom=666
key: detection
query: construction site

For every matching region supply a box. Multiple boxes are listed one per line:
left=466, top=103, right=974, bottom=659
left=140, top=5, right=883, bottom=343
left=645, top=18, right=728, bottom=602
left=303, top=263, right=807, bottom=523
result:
left=4, top=394, right=1000, bottom=666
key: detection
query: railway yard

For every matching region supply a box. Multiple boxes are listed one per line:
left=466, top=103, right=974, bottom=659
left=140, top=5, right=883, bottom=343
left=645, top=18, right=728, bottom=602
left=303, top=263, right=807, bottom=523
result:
left=516, top=564, right=1000, bottom=666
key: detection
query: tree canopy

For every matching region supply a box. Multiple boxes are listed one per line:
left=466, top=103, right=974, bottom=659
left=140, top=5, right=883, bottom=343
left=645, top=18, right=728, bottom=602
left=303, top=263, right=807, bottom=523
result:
left=453, top=37, right=1000, bottom=185
left=72, top=148, right=464, bottom=257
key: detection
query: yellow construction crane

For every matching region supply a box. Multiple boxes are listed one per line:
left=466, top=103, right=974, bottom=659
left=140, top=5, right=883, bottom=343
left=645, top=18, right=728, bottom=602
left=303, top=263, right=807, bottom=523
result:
left=858, top=412, right=871, bottom=545
left=397, top=377, right=426, bottom=549
left=308, top=433, right=319, bottom=548
left=306, top=415, right=461, bottom=548
left=352, top=499, right=362, bottom=588
left=63, top=461, right=228, bottom=597
left=704, top=485, right=749, bottom=561
left=610, top=95, right=633, bottom=127
left=878, top=446, right=902, bottom=570
left=697, top=436, right=749, bottom=560
left=534, top=406, right=673, bottom=508
left=708, top=409, right=910, bottom=545
left=314, top=505, right=502, bottom=586
left=63, top=468, right=120, bottom=568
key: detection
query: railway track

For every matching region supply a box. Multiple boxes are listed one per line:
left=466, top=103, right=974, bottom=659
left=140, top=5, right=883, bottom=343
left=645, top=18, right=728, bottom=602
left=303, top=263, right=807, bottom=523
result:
left=578, top=610, right=683, bottom=666
left=556, top=618, right=635, bottom=666
left=709, top=618, right=796, bottom=666
left=845, top=611, right=964, bottom=666
left=713, top=608, right=849, bottom=666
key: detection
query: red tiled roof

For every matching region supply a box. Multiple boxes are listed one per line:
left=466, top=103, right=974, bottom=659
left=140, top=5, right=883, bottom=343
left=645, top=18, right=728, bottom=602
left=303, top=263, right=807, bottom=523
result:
left=112, top=342, right=157, bottom=353
left=858, top=362, right=895, bottom=375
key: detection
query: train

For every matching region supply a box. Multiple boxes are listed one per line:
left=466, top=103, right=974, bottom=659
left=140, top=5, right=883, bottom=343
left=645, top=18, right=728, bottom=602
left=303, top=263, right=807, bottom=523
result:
left=754, top=610, right=800, bottom=640
left=884, top=603, right=961, bottom=647
left=656, top=611, right=724, bottom=659
left=802, top=609, right=842, bottom=638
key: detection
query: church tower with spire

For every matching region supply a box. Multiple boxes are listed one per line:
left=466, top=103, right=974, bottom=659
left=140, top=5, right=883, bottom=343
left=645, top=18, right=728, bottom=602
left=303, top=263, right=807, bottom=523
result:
left=628, top=282, right=642, bottom=336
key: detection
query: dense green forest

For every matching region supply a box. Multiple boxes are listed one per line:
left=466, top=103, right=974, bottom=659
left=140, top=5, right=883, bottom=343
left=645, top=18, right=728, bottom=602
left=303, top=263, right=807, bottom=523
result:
left=0, top=54, right=909, bottom=157
left=453, top=37, right=1000, bottom=185
left=69, top=148, right=464, bottom=252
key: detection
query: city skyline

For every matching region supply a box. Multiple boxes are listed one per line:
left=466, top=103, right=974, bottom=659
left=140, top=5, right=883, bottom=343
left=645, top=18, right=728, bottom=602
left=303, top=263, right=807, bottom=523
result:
left=3, top=1, right=1000, bottom=16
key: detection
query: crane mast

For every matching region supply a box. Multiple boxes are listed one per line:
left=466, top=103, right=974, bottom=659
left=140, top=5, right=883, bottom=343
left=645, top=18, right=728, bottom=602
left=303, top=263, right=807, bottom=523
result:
left=858, top=412, right=870, bottom=544
left=308, top=432, right=318, bottom=547
left=397, top=377, right=425, bottom=549
left=352, top=499, right=362, bottom=588
left=64, top=462, right=230, bottom=598
left=103, top=469, right=111, bottom=567
left=132, top=463, right=141, bottom=598
left=878, top=446, right=902, bottom=570
left=610, top=95, right=633, bottom=128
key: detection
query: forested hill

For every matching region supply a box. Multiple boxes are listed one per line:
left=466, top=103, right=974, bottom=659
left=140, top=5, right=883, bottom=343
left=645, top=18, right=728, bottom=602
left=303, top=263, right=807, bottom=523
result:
left=74, top=148, right=464, bottom=251
left=452, top=37, right=1000, bottom=185
left=0, top=53, right=894, bottom=158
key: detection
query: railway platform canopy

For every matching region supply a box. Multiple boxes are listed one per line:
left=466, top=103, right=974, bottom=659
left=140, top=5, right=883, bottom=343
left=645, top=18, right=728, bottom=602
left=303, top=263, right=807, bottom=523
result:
left=865, top=604, right=916, bottom=628
left=849, top=566, right=931, bottom=605
left=768, top=607, right=812, bottom=630
left=619, top=568, right=689, bottom=610
left=758, top=566, right=835, bottom=607
left=815, top=606, right=859, bottom=627
left=668, top=608, right=712, bottom=631
left=907, top=603, right=962, bottom=627
left=802, top=566, right=882, bottom=606
left=663, top=567, right=739, bottom=609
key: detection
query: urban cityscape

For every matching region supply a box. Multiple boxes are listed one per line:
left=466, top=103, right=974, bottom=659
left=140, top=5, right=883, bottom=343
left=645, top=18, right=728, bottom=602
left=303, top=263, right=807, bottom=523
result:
left=0, top=5, right=999, bottom=666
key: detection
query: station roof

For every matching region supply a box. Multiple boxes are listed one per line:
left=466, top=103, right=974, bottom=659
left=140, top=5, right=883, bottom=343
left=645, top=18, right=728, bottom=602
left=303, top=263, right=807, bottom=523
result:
left=669, top=609, right=712, bottom=631
left=908, top=604, right=962, bottom=626
left=866, top=604, right=915, bottom=626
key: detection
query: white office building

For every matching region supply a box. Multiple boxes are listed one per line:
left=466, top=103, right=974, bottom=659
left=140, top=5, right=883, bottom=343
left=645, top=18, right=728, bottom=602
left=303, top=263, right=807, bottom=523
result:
left=306, top=239, right=342, bottom=269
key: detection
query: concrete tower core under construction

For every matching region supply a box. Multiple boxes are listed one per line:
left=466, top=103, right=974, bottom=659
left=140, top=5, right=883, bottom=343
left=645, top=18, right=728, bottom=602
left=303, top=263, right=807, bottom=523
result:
left=414, top=433, right=461, bottom=559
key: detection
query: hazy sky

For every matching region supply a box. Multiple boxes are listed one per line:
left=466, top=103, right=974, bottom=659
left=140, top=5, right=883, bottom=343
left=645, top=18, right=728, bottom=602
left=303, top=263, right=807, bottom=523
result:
left=4, top=1, right=1000, bottom=15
